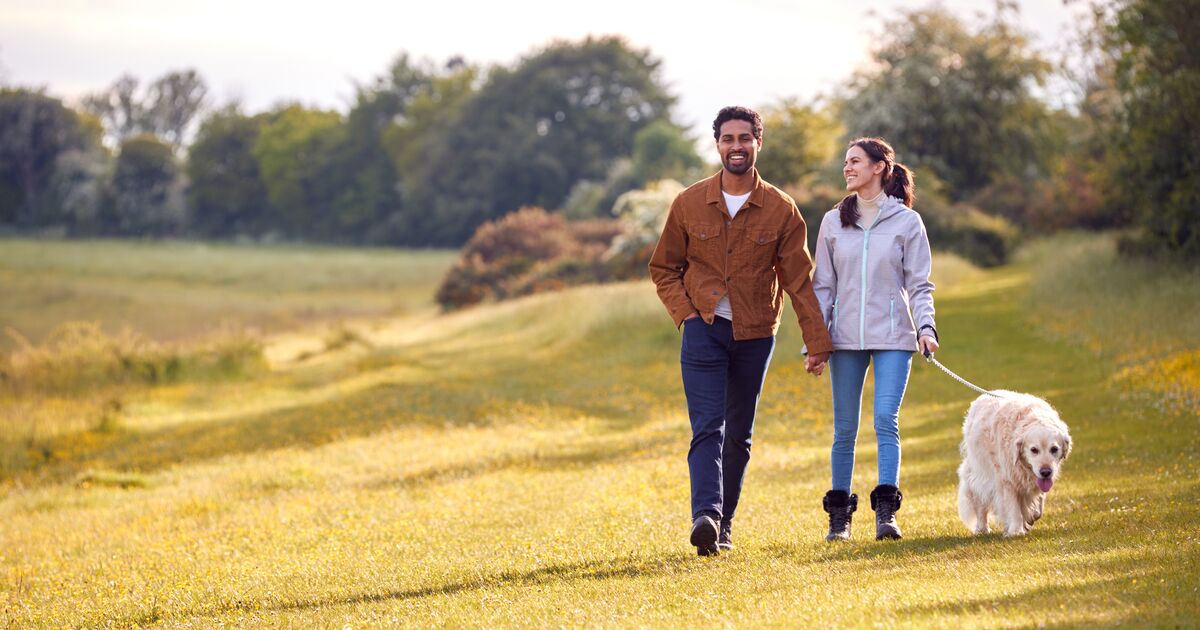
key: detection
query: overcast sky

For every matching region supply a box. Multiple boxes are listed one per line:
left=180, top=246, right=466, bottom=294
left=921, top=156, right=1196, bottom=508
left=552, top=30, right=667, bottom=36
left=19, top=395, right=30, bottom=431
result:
left=1, top=0, right=1087, bottom=140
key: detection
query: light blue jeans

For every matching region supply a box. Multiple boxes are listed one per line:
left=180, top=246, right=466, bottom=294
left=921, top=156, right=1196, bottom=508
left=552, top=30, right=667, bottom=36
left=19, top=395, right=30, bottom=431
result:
left=829, top=350, right=912, bottom=491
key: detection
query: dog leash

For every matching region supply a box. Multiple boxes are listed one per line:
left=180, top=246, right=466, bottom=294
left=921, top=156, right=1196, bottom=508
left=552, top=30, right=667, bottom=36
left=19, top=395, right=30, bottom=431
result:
left=923, top=349, right=1003, bottom=398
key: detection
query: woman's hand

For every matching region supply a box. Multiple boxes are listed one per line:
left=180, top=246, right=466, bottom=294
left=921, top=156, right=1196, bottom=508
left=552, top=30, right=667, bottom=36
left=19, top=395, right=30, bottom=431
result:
left=919, top=335, right=939, bottom=356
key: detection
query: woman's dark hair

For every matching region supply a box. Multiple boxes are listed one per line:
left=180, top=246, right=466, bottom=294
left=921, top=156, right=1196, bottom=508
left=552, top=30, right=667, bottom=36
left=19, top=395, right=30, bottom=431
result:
left=712, top=106, right=763, bottom=140
left=836, top=137, right=916, bottom=227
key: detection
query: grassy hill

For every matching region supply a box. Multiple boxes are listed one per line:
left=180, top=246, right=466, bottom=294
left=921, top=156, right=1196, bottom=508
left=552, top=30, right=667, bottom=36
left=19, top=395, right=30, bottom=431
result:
left=1, top=235, right=1197, bottom=627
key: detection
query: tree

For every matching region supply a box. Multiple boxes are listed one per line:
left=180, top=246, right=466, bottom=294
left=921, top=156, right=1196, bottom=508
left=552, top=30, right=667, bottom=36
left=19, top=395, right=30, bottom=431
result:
left=186, top=106, right=270, bottom=238
left=143, top=69, right=209, bottom=150
left=1102, top=0, right=1200, bottom=258
left=44, top=112, right=111, bottom=234
left=82, top=69, right=209, bottom=151
left=321, top=55, right=467, bottom=243
left=561, top=121, right=701, bottom=221
left=841, top=6, right=1054, bottom=199
left=630, top=120, right=703, bottom=185
left=105, top=134, right=184, bottom=236
left=382, top=57, right=480, bottom=240
left=251, top=105, right=344, bottom=239
left=81, top=75, right=142, bottom=146
left=0, top=88, right=95, bottom=228
left=756, top=99, right=843, bottom=188
left=413, top=36, right=676, bottom=245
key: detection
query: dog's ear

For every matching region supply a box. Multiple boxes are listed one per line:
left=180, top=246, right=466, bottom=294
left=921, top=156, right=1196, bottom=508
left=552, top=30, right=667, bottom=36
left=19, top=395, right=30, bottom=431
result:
left=1060, top=431, right=1072, bottom=460
left=1013, top=435, right=1026, bottom=468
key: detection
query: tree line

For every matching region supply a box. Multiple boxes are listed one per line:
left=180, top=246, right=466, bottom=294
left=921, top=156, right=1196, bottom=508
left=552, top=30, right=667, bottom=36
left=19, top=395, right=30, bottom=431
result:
left=1, top=0, right=1196, bottom=259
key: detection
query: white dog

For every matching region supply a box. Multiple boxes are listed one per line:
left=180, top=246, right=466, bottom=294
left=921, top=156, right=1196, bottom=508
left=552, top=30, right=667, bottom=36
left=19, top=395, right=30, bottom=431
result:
left=957, top=391, right=1072, bottom=536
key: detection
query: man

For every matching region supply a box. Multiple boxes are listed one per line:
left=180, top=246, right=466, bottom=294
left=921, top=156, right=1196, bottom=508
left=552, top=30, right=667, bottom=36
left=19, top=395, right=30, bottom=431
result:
left=649, top=106, right=833, bottom=556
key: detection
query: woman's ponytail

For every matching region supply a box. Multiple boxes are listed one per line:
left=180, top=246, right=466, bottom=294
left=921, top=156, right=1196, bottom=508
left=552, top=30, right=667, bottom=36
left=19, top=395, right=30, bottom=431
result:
left=885, top=162, right=915, bottom=208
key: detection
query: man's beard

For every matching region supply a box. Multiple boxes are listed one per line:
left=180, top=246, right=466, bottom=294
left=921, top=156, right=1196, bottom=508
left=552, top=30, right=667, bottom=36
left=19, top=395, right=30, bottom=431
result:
left=723, top=153, right=752, bottom=175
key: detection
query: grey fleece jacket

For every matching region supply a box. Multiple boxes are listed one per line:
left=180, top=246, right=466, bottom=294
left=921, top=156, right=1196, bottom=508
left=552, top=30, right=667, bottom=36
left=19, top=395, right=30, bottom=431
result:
left=812, top=195, right=936, bottom=352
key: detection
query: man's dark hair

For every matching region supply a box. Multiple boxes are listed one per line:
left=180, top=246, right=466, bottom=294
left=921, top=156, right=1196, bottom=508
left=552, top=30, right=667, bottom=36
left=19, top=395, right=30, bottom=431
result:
left=712, top=106, right=763, bottom=140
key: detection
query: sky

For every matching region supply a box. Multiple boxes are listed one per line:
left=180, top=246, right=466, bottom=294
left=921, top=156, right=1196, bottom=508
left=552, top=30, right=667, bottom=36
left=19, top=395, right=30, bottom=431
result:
left=1, top=0, right=1089, bottom=141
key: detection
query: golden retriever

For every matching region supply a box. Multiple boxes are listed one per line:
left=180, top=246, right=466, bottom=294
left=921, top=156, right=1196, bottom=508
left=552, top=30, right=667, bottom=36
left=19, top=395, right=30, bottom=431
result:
left=957, top=391, right=1072, bottom=536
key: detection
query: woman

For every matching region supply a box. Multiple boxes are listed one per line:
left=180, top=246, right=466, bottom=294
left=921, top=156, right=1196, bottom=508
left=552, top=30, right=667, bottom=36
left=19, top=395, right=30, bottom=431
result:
left=812, top=137, right=938, bottom=541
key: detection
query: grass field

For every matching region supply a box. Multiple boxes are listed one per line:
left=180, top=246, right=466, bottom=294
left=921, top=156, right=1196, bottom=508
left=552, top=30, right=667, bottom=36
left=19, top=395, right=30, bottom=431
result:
left=1, top=234, right=1197, bottom=627
left=0, top=238, right=457, bottom=352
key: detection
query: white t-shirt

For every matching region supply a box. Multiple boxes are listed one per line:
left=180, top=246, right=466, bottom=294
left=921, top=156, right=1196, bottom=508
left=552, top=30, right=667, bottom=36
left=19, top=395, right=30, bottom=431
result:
left=723, top=191, right=751, bottom=219
left=714, top=190, right=752, bottom=320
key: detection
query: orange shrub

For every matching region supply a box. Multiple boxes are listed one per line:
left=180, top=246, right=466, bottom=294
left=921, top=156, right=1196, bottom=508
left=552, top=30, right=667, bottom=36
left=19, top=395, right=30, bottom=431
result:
left=435, top=207, right=623, bottom=309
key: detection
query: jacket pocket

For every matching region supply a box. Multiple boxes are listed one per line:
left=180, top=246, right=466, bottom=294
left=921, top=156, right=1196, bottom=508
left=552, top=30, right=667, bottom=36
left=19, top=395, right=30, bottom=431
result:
left=745, top=229, right=779, bottom=266
left=889, top=296, right=895, bottom=336
left=686, top=223, right=722, bottom=253
left=687, top=223, right=721, bottom=240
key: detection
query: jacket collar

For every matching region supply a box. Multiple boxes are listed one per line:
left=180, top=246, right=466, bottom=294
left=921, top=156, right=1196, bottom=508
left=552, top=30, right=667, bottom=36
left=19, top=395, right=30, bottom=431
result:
left=876, top=195, right=908, bottom=222
left=705, top=168, right=766, bottom=210
left=859, top=194, right=907, bottom=228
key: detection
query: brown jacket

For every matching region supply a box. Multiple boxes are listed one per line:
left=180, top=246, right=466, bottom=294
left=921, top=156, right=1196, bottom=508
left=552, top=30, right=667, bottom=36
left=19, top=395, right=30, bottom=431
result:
left=648, top=169, right=833, bottom=353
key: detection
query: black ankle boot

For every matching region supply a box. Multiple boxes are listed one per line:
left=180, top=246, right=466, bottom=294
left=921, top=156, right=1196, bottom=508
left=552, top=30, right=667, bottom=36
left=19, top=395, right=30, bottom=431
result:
left=870, top=484, right=903, bottom=540
left=690, top=514, right=720, bottom=556
left=822, top=490, right=857, bottom=541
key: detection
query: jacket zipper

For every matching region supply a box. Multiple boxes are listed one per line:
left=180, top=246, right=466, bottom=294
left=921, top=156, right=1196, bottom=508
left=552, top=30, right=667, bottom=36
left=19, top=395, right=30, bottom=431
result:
left=857, top=204, right=889, bottom=349
left=833, top=299, right=839, bottom=331
left=859, top=222, right=873, bottom=350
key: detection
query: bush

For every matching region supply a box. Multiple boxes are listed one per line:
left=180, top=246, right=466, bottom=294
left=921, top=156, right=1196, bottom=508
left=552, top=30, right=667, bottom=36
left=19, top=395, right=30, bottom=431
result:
left=435, top=207, right=624, bottom=309
left=970, top=169, right=1120, bottom=233
left=605, top=179, right=683, bottom=279
left=435, top=253, right=533, bottom=309
left=921, top=196, right=1019, bottom=268
left=569, top=219, right=624, bottom=251
left=455, top=206, right=575, bottom=264
left=510, top=257, right=613, bottom=297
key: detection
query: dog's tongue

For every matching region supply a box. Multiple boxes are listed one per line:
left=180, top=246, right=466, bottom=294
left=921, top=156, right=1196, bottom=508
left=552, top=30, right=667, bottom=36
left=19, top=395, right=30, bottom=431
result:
left=1037, top=478, right=1054, bottom=493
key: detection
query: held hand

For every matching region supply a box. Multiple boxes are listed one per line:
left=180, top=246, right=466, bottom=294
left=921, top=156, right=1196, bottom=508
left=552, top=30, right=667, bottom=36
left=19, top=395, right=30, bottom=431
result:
left=806, top=351, right=829, bottom=376
left=684, top=312, right=699, bottom=321
left=919, top=335, right=939, bottom=357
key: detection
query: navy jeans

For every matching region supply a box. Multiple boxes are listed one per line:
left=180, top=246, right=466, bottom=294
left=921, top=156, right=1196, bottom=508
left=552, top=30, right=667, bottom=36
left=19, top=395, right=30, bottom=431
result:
left=680, top=316, right=775, bottom=525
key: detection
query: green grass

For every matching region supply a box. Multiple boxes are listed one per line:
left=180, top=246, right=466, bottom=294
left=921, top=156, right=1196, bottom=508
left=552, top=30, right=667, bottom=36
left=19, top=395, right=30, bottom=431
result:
left=1021, top=233, right=1200, bottom=416
left=1, top=236, right=1197, bottom=627
left=0, top=237, right=458, bottom=351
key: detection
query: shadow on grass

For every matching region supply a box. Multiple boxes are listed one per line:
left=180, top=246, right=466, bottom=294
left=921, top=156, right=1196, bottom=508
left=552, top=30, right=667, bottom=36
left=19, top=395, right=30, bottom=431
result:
left=896, top=560, right=1195, bottom=626
left=362, top=433, right=675, bottom=491
left=15, top=374, right=672, bottom=486
left=119, top=552, right=702, bottom=626
left=762, top=532, right=985, bottom=562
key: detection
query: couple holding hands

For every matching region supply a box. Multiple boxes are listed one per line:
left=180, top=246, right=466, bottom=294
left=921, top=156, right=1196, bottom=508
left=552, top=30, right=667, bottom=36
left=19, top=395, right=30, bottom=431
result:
left=649, top=106, right=938, bottom=555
